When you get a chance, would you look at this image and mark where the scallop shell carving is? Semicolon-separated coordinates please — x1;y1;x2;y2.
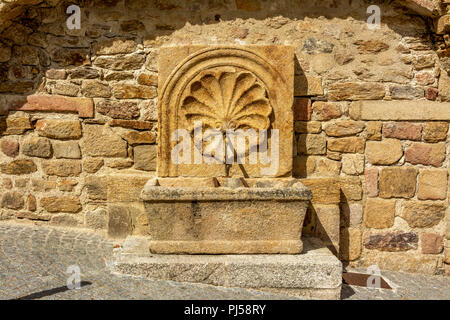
181;71;272;131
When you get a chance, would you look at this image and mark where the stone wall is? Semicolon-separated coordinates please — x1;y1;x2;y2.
0;0;450;276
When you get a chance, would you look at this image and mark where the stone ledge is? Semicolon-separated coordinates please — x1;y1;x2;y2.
350;100;450;121
110;236;342;300
2;94;94;118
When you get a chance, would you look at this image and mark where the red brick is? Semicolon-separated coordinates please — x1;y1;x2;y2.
293;98;312;121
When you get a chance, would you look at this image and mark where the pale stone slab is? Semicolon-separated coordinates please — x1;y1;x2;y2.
110;237;342;300
350;100;450;121
157;45;294;177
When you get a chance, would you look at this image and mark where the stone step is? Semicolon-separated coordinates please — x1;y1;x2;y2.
109;236;342;300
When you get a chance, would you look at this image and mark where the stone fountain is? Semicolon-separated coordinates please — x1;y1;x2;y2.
111;45;342;299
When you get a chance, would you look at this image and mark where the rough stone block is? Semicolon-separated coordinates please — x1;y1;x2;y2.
418;169;447;200
36;119;82;139
379;167;418;198
401;201;446;228
405;143;445;167
366;139;403;165
364;198;396;229
421;233;443;254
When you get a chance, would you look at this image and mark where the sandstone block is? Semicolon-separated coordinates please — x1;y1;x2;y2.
85;176;108;201
42;160;82;177
2;117;32;135
81;80;111;98
134;145;157;171
112;84;157;99
81;125;128;158
324;121;364;137
327;137;365;154
121;131;156;145
0;159;37;175
300;178;341;204
294;75;323;96
364;231;418;252
96;100;140;120
85;208;108;230
22;137;52;158
312;102;342;121
1;140;19;157
341;154;364;175
293;98;312;121
109;119;154;130
364;198;396;229
83;158;104;173
53;141;81;159
366;139;403;165
328;82;385;101
405;143;445;167
1;191;24;210
379;167;417;198
340;227;361;261
402;201;446;228
382;122;422;141
340;176;363;201
364;167;379;197
421;233;443;254
93;53;145;70
298;134;326;155
423;122;448;142
418;169;447;200
294;121;321;134
36;119;82;139
341;203;363;227
41;196;81;213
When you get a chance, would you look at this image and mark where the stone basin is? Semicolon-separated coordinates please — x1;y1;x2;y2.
140;177;312;254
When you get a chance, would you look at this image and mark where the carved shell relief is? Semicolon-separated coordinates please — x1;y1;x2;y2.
180;70;273;132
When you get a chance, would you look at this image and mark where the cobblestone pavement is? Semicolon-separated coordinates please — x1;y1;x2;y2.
0;222;448;300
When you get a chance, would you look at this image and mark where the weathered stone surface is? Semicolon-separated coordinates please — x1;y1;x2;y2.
0;159;37;175
49;81;79;97
401;201;446;228
93;38;137;55
46;69;67;80
96;100;140;120
365;167;379;197
341;203;363;227
40;196;81;213
294;75;323;96
340;176;363;201
364;198;396;229
341;154;364;175
108;204;134;238
107;176;150;202
121;131;156;145
350;100;450;121
58;180;78;192
50;214;80;227
423;122;448;142
22;137;52;158
311;102;342;121
12;95;94;118
421;233;443;254
405;143;445;167
52;141;81;159
293;98;311;121
85;208;108;230
379;167;418;198
93;53;145;70
69;67;100;79
83;158;104;173
1;191;24;209
158;45;294;178
107;159;134;169
1;139;19;157
366;139;403;165
81;125;128;158
81;80;111;98
363;251;440;275
31;179;56;192
294;121;321;134
354;40;389;53
340;227;361;261
324;121;364;137
2;117;32;135
134;145;157;171
365;231;418;252
389;85;424;100
327;137;365;154
418;169;447;200
109;120;153;130
300;178;341;204
382;122;422;141
36;120;82;139
137;73;158;86
297;134;326;155
113;84;157;99
86;176;108;201
27;194;36;212
42;160;82;177
328;82;385;101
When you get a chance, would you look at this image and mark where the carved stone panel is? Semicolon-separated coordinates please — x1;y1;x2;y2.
158;45;294;177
